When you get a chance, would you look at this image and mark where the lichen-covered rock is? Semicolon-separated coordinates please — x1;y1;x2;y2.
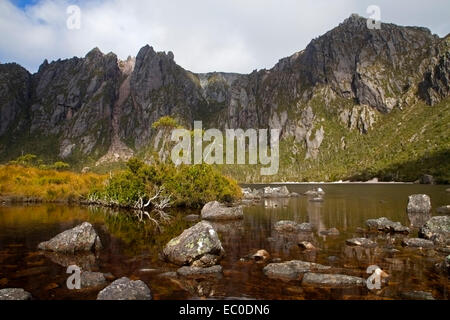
96;277;151;300
407;194;431;213
0;288;32;300
162;221;225;266
263;260;330;280
366;217;410;234
301;273;365;287
419;216;450;244
201;201;243;221
37;222;102;253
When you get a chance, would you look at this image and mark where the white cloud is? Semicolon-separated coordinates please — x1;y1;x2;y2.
0;0;448;74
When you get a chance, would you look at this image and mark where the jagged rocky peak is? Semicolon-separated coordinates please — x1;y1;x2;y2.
296;13;441;113
0;16;448;165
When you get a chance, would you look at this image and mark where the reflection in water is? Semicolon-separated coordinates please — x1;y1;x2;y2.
407;212;432;228
0;184;449;300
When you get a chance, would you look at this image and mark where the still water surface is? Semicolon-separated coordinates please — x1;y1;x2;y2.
0;184;449;300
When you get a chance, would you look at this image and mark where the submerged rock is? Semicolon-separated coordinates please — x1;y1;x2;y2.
301;273;365;287
407;194;431;213
345;238;377;248
97;277;151;300
400;291;435;300
304;188;325;196
263;260;330;281
42;252;98;270
176;265;223;278
366;217;410;234
162;221;225;267
37;222;102;254
0;288;32;300
436;205;450;215
201;201;243;221
402;238;434;248
320;228;340;236
80;271;107;288
274;221;313;233
419;216;450;244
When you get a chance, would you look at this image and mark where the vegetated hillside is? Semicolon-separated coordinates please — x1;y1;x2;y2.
0;14;448;183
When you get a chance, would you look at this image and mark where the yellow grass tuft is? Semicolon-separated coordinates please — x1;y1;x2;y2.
0;165;106;202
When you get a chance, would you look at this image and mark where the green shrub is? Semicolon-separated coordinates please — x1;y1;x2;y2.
92;158;242;208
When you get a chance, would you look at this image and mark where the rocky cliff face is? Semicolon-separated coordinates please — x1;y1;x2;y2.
0;14;448;169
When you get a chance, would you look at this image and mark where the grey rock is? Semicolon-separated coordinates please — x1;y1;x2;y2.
407;194;431;213
80;271;107;288
402;238;434;248
419;216;450;244
419;174;435;185
301;273;365;287
366;217;410;234
0;288;32;300
346;237;377;248
274;221;313;233
263;260;330;280
37;222;102;253
201;201;243;221
97;277;151;300
162;221;225;266
304;187;325;196
262;186;291;198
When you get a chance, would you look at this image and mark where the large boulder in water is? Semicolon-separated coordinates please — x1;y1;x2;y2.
201;201;243;221
407;194;431;213
97;277;151;300
162;221;225;267
37;222;102;253
419;216;450;244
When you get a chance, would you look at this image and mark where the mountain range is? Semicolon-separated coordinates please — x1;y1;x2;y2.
0;14;448;182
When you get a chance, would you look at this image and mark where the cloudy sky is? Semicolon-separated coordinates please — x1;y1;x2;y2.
1;0;449;74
